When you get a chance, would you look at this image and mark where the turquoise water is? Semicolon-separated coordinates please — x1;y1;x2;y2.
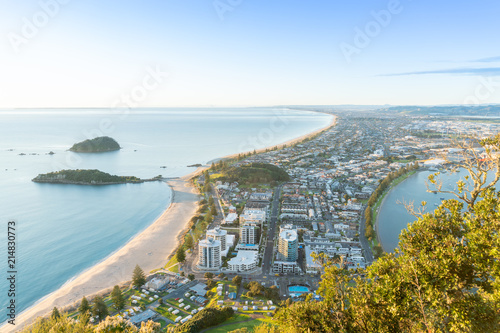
288;285;310;294
0;108;333;321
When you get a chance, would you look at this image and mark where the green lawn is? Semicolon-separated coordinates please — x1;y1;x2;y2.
156;319;167;328
164;255;179;273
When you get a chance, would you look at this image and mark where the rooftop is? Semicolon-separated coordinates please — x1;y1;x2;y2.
280;229;298;242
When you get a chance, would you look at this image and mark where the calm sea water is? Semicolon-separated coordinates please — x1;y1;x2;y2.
377;169;481;252
0;108;333;320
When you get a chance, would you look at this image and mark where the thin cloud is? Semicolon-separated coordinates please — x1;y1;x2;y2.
380;67;500;77
473;56;500;63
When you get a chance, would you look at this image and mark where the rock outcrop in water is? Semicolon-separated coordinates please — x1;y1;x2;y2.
69;136;120;153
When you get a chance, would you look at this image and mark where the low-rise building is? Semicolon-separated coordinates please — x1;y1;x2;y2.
273;261;301;274
227;251;258;272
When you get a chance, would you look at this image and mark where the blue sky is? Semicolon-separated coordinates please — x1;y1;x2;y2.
1;0;499;107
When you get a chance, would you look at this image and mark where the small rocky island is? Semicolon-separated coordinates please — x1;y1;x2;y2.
69;136;121;153
32;169;161;185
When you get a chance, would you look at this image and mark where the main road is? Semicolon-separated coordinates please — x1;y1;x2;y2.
262;184;283;275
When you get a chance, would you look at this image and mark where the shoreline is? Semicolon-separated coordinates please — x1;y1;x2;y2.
212;110;336;163
7;112;337;332
374;169;418;253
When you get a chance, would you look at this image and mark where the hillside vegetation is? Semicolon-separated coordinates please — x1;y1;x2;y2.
220;163;290;185
69;136;121;152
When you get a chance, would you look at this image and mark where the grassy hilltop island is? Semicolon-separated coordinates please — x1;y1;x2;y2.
69;136;121;153
32;169;161;185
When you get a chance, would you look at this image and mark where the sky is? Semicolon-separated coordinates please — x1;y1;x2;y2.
1;0;500;108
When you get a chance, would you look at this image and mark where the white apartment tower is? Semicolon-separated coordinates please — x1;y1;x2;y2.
198;238;221;270
206;227;227;251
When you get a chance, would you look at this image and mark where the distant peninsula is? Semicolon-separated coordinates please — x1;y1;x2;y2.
32;169;161;185
69;136;120;153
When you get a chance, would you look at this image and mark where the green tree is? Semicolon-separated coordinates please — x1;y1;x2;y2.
232;275;243;287
208;196;214;206
205;211;213;224
111;285;125;310
132;264;146;289
51;307;61;320
92;296;109;322
372;244;383;259
185;234;194;249
188;274;195;281
247;281;264;297
176;247;186;263
364;224;373;241
204;272;214;279
206;279;216;289
79;296;91;315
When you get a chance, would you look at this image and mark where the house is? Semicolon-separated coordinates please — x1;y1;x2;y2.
129;309;157;327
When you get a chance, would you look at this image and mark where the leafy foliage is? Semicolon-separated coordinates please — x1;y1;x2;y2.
220;163;290;185
51;307;60;320
232;275;242;287
172;306;234;333
111;285;125;310
176;247;186;263
91;296;108;322
79;296;91;316
132;264;146;289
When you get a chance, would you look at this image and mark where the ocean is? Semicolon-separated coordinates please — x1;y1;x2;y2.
0;107;333;321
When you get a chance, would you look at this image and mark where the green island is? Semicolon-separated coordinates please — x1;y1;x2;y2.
32;169;161;185
69;136;121;153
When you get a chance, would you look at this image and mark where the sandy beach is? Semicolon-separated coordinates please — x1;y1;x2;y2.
7;112;337;332
7;175;200;332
